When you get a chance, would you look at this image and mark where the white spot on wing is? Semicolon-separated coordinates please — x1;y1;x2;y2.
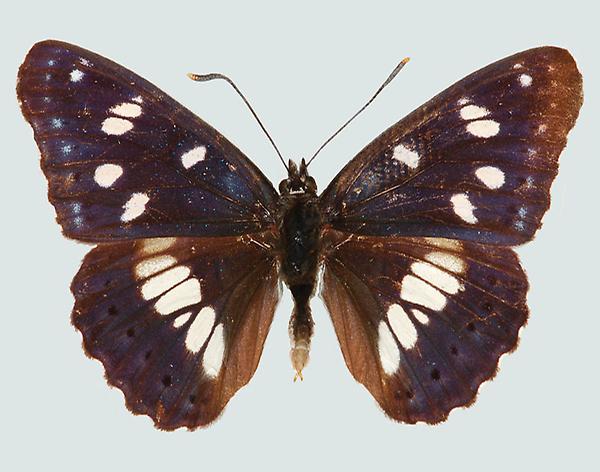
181;146;207;169
422;238;463;251
411;262;462;294
72;202;83;228
377;321;400;375
131;95;143;104
94;163;123;188
155;278;202;315
519;74;533;87
525;176;535;188
51;118;63;129
387;304;418;350
102;117;133;135
70;69;84;82
424;252;466;274
121;192;149;222
79;57;91;66
173;312;192;328
185;307;215;353
460;104;489;120
135;255;177;279
400;275;447;311
141;266;190;301
203;323;225;378
110;102;142;118
450;193;478;224
475;166;505;189
466;120;500;138
412;309;430;325
513;63;523;69
141;237;176;255
392;144;420;169
457;97;470;106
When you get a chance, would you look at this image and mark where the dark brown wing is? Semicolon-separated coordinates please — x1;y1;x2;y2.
17;40;278;241
320;231;528;423
71;234;280;430
319;47;582;245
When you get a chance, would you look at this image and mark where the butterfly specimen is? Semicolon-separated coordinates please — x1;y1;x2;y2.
17;40;582;430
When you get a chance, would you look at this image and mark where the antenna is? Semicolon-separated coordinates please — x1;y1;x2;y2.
187;72;288;171
306;57;410;167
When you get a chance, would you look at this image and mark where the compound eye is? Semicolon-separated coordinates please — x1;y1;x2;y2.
279;179;290;194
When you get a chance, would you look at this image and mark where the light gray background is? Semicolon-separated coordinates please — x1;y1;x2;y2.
2;1;598;470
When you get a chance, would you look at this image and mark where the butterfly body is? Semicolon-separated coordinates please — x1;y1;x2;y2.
277;159;321;378
17;40;582;429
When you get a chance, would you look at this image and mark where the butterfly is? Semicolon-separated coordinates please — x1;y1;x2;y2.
17;40;582;430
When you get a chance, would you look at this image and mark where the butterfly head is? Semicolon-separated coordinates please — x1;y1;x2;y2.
279;158;317;196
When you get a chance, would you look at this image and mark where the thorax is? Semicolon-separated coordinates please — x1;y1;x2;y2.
277;193;322;287
276;158;321;287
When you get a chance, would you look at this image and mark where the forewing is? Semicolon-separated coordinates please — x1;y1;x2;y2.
71;234;280;429
17;40;278;241
320;47;582;245
320;232;528;423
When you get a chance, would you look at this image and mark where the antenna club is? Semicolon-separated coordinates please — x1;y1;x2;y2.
306;56;411;167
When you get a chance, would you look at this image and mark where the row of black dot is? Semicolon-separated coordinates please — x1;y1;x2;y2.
106;300;199;405
403;323;480;400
